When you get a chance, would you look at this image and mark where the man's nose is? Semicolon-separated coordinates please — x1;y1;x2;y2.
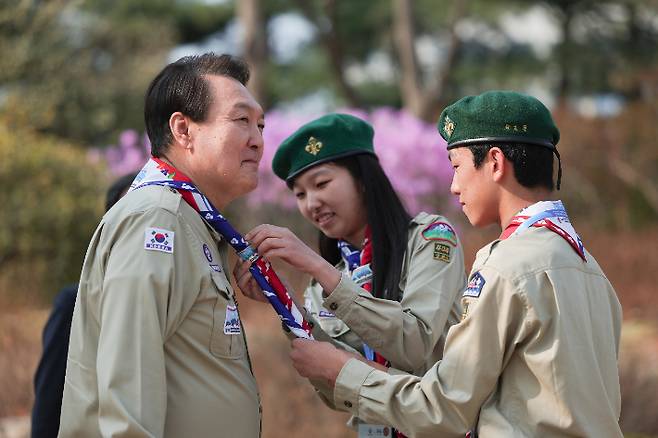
250;124;264;152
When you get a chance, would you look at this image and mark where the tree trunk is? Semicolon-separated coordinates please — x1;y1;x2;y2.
237;0;268;107
294;0;363;108
393;0;423;116
392;0;467;121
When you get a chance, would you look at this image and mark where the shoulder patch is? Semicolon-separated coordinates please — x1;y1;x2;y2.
144;227;174;254
422;221;458;246
463;272;485;298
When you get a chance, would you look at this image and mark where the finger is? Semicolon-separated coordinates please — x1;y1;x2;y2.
245;224;280;244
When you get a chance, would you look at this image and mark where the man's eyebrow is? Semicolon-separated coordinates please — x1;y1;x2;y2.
231;101;264;118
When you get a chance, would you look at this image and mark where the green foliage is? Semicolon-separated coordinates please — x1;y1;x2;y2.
0;0;175;146
0;121;106;302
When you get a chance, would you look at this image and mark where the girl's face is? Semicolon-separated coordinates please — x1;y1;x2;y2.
292;163;368;246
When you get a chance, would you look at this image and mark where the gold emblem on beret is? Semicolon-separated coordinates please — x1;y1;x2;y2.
443;116;455;138
305;136;323;155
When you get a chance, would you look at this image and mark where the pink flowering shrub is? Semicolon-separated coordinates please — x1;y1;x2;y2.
250;107;455;214
96;108;456;215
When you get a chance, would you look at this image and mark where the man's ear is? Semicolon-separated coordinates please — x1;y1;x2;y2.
488;147;507;183
169;112;192;149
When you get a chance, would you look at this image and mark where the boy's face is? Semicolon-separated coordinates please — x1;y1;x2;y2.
448;147;499;228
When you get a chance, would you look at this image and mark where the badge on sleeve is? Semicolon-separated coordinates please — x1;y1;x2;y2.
463;272;485;297
144;228;174;254
433;243;451;262
224;305;241;335
422;221;458;246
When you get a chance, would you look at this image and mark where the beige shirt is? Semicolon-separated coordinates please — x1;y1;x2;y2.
334;226;623;438
302;213;465;415
59;185;261;438
307;212;465;374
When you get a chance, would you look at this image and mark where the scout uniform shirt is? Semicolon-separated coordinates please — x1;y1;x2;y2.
333;226;623;438
305;213;465;397
59;185;261;437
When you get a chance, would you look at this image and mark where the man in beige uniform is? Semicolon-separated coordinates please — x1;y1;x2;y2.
59;54;264;437
288;91;623;437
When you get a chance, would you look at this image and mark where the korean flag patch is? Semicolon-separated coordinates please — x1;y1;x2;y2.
463;272;485;298
144;227;175;254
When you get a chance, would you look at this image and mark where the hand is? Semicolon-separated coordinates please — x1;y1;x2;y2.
245;224;341;291
232;258;268;303
289;339;352;387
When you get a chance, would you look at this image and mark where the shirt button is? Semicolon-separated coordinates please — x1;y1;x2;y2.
344;401;352;408
329;302;338;311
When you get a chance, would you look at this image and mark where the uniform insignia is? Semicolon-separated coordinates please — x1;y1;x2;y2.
433;242;451;262
209;264;221;272
224;305;241;335
461;302;470;321
203;243;213;262
351;264;373;287
463;272;485;298
144;228;174;254
443;115;455;138
422;221;458;246
318;310;336;318
305;136;323;155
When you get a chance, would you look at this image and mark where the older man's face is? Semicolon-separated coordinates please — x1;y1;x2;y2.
187;74;264;206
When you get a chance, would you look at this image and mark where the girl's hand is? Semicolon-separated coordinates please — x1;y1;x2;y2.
245;224;342;293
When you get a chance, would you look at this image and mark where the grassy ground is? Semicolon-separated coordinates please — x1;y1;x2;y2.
1;225;657;437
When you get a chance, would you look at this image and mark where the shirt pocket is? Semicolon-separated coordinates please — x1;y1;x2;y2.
318;314;350;338
209;272;247;359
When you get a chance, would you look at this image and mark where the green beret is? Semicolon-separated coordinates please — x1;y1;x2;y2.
437;90;560;150
272;113;376;182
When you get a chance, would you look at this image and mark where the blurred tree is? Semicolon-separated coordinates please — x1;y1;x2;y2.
0;119;106;302
0;0;233;146
238;0;269;107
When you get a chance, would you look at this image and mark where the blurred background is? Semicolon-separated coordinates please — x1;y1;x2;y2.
1;0;657;436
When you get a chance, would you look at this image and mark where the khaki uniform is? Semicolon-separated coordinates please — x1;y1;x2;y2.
307;213;465;374
59;185;261;437
334;226;623;437
303;213;465;418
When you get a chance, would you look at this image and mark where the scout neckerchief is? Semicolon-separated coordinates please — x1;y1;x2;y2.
339;230;407;438
130;157;314;339
500;200;586;261
338;228;389;367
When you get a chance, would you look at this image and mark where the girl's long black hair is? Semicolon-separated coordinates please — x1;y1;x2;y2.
314;154;411;302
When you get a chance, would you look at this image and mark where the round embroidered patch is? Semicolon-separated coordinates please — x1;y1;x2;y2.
202;243;213;262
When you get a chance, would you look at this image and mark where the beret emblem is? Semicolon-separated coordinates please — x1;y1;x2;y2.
443;116;455;138
305;136;323;156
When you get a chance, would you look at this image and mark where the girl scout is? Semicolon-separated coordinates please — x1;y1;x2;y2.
236;113;466;435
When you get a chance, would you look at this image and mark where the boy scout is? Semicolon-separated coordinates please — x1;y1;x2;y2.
59;54;264;437
289;91;623;437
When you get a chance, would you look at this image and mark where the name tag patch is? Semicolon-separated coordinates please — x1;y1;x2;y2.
463;272;485;297
433;242;451;262
318;310;336;318
144;228;174;254
358;424;391;437
224;305;241;335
